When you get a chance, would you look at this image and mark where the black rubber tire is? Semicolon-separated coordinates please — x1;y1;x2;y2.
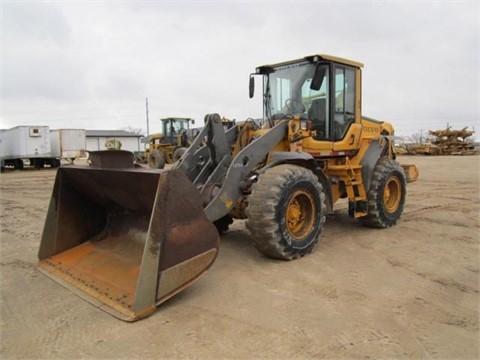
51;159;61;168
148;149;166;169
360;158;407;228
14;159;24;170
33;159;44;169
246;164;326;260
173;147;187;162
213;215;234;235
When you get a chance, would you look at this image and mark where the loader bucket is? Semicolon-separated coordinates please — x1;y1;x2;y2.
38;156;219;321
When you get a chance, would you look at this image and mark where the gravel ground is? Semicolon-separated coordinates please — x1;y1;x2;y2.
1;155;479;359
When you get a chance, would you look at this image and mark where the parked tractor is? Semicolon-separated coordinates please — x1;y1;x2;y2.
143;117;194;169
38;54;418;321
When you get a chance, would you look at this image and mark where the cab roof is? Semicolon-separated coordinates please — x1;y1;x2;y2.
256;54;364;72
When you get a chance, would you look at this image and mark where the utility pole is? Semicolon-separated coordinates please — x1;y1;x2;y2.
145;98;150;138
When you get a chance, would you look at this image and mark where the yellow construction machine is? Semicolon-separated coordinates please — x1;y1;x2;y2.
145;117;195;169
38;54;418;321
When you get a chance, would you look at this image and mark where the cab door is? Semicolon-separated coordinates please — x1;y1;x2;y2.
332;65;361;151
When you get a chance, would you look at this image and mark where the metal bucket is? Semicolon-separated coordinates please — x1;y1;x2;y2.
38;152;219;321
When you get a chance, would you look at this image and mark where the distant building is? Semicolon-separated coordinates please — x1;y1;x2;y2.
86;130;143;153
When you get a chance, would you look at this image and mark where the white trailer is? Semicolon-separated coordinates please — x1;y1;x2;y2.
0;126;60;170
50;129;86;162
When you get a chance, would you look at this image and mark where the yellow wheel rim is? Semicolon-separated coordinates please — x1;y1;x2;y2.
384;176;402;213
285;190;315;240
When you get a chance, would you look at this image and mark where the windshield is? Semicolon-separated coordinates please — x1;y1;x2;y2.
264;62;327;120
164;119;190;137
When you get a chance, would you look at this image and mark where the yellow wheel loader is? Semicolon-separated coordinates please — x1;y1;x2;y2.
38;54;418;321
146;117;195;169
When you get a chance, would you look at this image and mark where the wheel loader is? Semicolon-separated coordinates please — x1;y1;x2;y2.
38;54;418;321
144;117;195;169
137;117;236;167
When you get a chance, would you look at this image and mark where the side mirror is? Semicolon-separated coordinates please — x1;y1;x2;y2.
191;119;195;125
249;75;255;98
311;64;326;91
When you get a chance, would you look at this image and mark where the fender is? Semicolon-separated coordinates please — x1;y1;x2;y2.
360;137;389;191
265;151;334;213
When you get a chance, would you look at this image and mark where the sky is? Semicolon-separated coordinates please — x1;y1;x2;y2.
1;1;479;140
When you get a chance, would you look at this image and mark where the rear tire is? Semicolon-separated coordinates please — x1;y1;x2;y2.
246;164;326;260
213;215;233;234
51;159;61;168
34;159;45;169
14;159;24;170
148;150;166;169
360;158;406;228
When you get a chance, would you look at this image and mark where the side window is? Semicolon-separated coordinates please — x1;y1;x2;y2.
345;69;355;115
303;66;330;139
335;68;345;113
334;67;355;140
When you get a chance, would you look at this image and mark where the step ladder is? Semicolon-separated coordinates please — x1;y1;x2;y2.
327;157;368;218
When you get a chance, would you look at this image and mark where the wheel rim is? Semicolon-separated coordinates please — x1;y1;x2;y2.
285;190;315;240
384;175;402;213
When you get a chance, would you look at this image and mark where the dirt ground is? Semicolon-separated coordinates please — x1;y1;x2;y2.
0;155;479;359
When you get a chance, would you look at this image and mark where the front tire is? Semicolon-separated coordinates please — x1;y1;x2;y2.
246;165;326;260
360;158;406;228
148;149;166;169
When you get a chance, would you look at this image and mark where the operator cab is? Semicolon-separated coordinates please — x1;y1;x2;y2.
250;54;360;142
161;117;194;145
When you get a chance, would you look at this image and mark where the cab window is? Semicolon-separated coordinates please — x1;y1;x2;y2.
334;67;355;140
303;65;330;139
274;78;292;112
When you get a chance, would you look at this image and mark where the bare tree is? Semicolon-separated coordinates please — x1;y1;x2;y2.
121;126;146;136
410;131;423;144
